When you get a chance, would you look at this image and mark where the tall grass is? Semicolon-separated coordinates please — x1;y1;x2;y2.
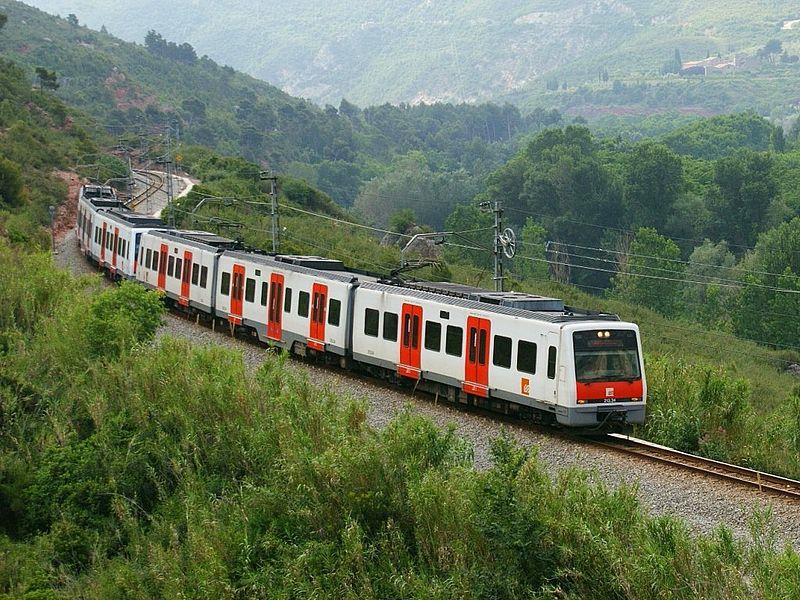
2;247;800;598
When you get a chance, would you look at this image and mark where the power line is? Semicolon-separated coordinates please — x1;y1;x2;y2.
504;206;758;251
548;241;800;283
510;252;800;295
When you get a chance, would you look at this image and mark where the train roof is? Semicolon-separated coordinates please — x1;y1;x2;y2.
104;209;167;229
148;229;240;251
224;250;377;285
401;281;566;312
362;281;620;324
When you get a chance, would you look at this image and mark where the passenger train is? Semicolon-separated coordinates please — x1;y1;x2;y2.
76;184;646;429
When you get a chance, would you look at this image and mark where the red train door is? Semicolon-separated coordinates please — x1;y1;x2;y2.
398;303;422;379
229;263;245;324
267;273;284;341
464;316;491;397
111;227;119;271
308;283;328;351
157;244;168;290
180;250;192;306
100;222;107;262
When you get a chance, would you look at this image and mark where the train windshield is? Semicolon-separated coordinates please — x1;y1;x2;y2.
573;330;640;382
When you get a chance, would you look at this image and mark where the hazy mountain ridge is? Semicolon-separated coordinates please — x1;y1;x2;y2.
23;0;800;115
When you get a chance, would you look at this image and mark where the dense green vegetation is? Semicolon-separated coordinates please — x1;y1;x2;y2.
4;243;800;599
0;54;99;247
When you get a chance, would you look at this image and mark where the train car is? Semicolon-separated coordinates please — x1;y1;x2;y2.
214;252;363;357
76;184;126;256
351;281;645;428
136;230;239;313
77;184;164;279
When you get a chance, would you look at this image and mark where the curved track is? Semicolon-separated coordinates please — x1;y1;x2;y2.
128;169;164;209
594;434;800;500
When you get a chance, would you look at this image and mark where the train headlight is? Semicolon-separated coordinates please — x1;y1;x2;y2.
596;330;611;338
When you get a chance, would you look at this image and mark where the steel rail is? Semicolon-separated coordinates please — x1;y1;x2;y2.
128;169;164;209
593;434;800;500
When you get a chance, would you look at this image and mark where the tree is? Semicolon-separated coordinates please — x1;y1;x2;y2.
35;67;59;91
0;13;7;31
443;203;493;268
682;240;737;327
515;218;549;281
488;125;624;289
389;208;416;234
732;219;800;346
0;157;24;207
708;149;777;249
66;13;79;27
611;227;683;316
763;39;783;63
771;126;785;153
624;141;683;229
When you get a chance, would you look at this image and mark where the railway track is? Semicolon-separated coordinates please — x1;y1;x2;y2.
128;170;164;209
593;434;800;500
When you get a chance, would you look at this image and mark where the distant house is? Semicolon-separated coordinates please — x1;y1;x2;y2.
680;55;736;76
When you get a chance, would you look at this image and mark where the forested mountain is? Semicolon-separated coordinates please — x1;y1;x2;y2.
0;1;562;207
25;0;800;121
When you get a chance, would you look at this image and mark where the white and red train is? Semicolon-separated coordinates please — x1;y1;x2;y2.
77;185;646;428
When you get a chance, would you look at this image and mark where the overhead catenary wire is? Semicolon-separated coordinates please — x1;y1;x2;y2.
543;240;800;283
507;252;800;295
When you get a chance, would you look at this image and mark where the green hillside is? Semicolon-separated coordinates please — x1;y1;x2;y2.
0;1;559;208
25;0;800;120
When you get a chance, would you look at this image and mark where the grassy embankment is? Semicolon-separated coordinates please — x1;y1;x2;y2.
2;242;800;598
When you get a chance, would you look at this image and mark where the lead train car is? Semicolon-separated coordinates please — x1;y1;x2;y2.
352;282;645;427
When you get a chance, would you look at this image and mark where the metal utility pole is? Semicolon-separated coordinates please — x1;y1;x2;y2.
261;171;279;252
481;200;516;292
165;124;175;227
492;201;503;292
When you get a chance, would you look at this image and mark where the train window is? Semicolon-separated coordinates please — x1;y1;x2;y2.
424;321;441;352
200;266;208;288
298;291;310;317
260;281;268;306
168;255;175;277
412;315;420;349
152;252;159;272
245;278;256;303
284;287;292;312
364;308;379;337
146;248;152;269
328;299;341;326
176;258;183;280
478;329;487;365
220;271;230;296
493;335;512;368
547;346;557;380
383;311;398;341
192;263;200;285
517;341;537;374
94;227;99;243
445;326;463;357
